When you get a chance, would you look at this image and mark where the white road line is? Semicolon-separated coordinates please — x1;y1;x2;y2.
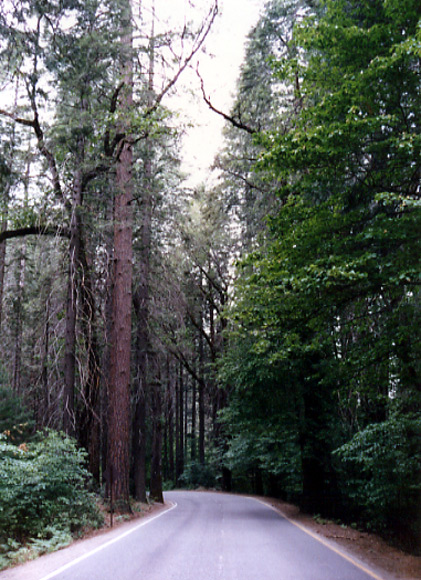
38;502;178;580
250;498;386;580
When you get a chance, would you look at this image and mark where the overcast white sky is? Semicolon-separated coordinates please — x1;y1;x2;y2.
157;0;265;185
1;0;264;186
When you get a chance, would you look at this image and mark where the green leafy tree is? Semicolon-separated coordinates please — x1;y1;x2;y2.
221;0;421;544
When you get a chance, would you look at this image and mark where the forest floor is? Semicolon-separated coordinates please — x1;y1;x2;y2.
260;496;420;580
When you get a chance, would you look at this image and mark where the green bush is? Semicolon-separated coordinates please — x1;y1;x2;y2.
334;414;421;550
0;430;103;544
0;386;35;444
179;461;217;489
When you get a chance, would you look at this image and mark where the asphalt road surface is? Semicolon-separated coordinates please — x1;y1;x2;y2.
1;491;389;580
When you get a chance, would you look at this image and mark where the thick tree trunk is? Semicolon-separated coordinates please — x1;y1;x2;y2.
107;3;134;505
132;148;153;500
107;146;133;503
132;13;157;503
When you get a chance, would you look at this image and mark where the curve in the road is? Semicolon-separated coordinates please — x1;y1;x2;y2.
2;491;390;580
253;498;385;580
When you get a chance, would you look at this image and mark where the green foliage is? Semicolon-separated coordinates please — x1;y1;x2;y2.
179;461;218;490
0;386;35;444
0;430;103;552
334;414;421;548
0;527;73;570
220;0;421;544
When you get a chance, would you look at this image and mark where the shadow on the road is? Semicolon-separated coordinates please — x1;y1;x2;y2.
223;506;288;522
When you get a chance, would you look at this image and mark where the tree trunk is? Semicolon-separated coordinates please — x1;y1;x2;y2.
12;242;26;396
101;189;115;485
0;87;18;337
191;369;196;462
198;314;205;464
78;236;101;481
131;138;153;501
150;352;163;503
175;361;184;483
41;289;51;426
132;7;157;503
184;373;188;460
168;358;175;482
63;165;82;436
132;300;148;502
0;218;7;335
107;2;134;506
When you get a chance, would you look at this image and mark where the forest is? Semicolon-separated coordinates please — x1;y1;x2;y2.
0;0;420;567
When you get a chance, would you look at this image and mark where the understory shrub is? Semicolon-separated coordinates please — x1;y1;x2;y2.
0;386;35;444
334;414;421;552
179;461;217;489
0;429;103;560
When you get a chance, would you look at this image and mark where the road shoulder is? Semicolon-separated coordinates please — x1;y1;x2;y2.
0;502;170;580
258;497;420;580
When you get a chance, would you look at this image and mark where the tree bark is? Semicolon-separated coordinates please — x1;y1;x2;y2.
40;289;51;427
150;352;164;503
0;216;8;335
132;301;148;501
132;5;157;503
175;361;184;483
78;236;101;481
63;167;82;436
191;368;197;462
107;2;134;506
198;308;205;464
167;357;175;482
12;242;26;396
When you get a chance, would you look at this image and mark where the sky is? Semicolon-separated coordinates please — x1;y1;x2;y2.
158;0;265;186
1;0;264;186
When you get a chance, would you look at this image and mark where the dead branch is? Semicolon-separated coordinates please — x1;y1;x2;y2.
0;225;70;244
197;68;256;135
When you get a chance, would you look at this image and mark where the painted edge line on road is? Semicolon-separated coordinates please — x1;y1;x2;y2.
38;502;178;580
251;498;386;580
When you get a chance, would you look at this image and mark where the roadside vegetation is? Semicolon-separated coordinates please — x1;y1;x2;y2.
0;0;419;563
0;393;103;570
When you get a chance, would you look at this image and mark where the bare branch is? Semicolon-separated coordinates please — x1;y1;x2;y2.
0;225;70;244
214;161;265;194
146;1;219;116
197;68;257;135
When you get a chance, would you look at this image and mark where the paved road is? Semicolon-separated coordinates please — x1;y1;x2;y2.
1;491;388;580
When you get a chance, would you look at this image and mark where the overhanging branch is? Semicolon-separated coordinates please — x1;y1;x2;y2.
197;68;256;135
0;225;70;244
